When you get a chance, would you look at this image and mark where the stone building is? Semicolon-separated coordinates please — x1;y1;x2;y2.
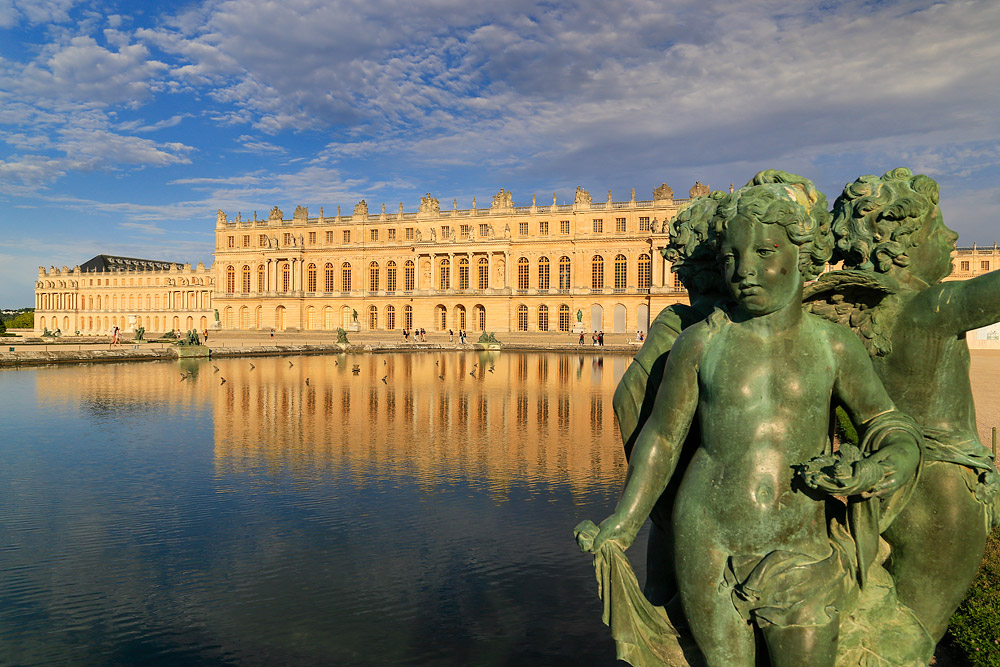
34;254;215;335
211;186;691;335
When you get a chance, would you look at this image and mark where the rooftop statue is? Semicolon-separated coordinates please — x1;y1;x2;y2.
577;171;948;666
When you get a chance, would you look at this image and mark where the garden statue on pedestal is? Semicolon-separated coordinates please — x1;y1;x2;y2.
574;171;977;666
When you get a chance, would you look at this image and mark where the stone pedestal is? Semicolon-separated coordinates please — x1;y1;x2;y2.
572;322;587;334
348;321;361;332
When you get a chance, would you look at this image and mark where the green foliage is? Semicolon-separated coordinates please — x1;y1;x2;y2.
0;318;5;333
834;405;859;446
950;528;1000;666
7;311;33;328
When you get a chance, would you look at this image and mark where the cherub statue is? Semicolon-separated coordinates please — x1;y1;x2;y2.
578;175;926;666
805;167;1000;641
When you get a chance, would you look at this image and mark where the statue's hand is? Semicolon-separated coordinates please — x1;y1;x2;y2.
863;441;919;496
573;515;635;553
799;441;917;497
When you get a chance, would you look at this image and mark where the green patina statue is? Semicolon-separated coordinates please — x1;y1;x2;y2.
336;327;350;344
134;326;145;342
477;331;501;345
574;170;995;666
173;329;201;346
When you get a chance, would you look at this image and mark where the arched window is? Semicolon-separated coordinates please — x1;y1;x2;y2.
517;257;529;290
386;305;396;330
517;304;528;331
341;262;352;291
474;305;486;331
436;304;447;330
307;263;317;292
638;253;651;289
324;263;335;292
258;265;266;292
323;306;333;329
275;306;286;331
591;255;604;289
281;263;290;292
439;258;450;290
404;305;413;330
538;256;550;290
614;254;627;290
240;306;249;329
306;306;316;330
404;261;415;291
224;307;233;329
456;305;466;330
458;258;469;289
368;305;378;330
226;265;235;293
255;306;262;329
478;257;489;289
559;304;571;332
387;261;397;291
559;256;571;290
242;265;251;293
369;261;379;292
538;305;549;331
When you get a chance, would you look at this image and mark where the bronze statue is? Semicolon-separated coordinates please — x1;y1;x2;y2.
577;172;952;666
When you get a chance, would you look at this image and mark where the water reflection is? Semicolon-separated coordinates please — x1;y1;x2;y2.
7;352;634;666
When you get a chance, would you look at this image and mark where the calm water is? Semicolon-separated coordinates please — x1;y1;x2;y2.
0;352;643;666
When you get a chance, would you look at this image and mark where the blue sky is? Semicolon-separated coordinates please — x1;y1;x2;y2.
1;0;998;306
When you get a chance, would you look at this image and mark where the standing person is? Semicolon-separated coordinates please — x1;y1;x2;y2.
592;332;598;346
599;330;604;346
449;329;454;343
579;332;585;345
270;328;274;340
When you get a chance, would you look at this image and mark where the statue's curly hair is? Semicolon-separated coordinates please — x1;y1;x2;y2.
663;190;727;295
715;170;834;280
831;167;939;272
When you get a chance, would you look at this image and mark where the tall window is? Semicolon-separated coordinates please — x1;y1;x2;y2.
243;235;251;247
437;305;447;330
441;226;451;240
386;305;396;330
519;222;528;236
961;260;970;271
308;232;316;244
404;260;415;290
517;304;528;331
370;228;379;242
538;256;550;290
325;230;334;243
639;217;650;231
341;262;352;291
258;265;266;292
479;224;489;237
591;255;604;289
538;305;549;331
475;305;486;331
638;254;651;289
517;257;529;290
227;236;234;248
325;263;335;291
559;304;571;331
615;217;626;233
404;305;413;330
559;256;571;289
539;221;549;235
259;234;268;246
460;225;471;239
478;257;489;289
405;227;414;240
226;265;235;293
592;219;603;233
283;233;292;245
368;305;378;330
242;265;251;293
439;258;450;290
388;228;396;241
282;263;290;292
387;261;397;291
614;254;627;289
560;220;570;235
369;261;379;292
983;261;991;271
459;257;469;289
306;264;317;292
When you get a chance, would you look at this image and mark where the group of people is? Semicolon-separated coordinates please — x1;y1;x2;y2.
447;329;470;344
578;330;604;346
110;325;121;346
402;328;427;342
577;168;1000;666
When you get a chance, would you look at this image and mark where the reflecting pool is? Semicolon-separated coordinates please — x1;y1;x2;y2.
0;351;639;666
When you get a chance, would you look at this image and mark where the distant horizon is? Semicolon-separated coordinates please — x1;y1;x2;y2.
3;0;999;307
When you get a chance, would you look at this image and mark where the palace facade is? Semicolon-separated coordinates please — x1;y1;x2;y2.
33;184;1000;337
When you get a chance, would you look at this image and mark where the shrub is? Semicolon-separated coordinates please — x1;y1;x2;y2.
950;528;1000;666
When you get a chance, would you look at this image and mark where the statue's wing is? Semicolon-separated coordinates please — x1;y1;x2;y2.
803;270;898;357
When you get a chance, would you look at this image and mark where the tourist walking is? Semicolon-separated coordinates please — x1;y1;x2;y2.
579;332;585;345
449;329;454;343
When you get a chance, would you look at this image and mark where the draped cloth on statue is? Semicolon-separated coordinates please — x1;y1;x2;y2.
573;520;703;667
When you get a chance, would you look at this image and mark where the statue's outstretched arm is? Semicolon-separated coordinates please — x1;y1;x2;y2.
581;330;701;554
934;270;1000;334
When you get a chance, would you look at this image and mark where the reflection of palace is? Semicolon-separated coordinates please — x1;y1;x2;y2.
33;186;1000;336
32;353;632;497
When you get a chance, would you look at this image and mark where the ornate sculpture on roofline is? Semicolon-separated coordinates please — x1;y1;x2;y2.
216;210;227;226
653;184;674;201
688;181;710;198
419;193;440;214
492;188;514;209
293;205;308;220
269;206;283;222
574;186;592;206
576;168;998;667
354;200;368;216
